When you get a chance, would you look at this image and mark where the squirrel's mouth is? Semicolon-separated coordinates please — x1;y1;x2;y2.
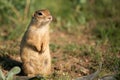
39;20;51;26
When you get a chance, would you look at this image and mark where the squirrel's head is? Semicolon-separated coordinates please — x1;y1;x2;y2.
32;9;52;25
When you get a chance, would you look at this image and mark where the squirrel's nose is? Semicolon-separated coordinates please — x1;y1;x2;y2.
48;16;52;20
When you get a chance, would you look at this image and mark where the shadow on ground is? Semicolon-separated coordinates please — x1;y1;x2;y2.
0;55;24;76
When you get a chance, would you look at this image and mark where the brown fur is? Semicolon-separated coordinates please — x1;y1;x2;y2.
20;9;52;77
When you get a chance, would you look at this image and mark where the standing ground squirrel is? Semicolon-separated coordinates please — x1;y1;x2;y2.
20;9;52;77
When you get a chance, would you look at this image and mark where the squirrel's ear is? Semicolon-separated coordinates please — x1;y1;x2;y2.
32;11;38;18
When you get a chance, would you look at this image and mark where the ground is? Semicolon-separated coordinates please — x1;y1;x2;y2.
0;21;118;80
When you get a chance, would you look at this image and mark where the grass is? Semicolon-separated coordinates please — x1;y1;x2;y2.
0;0;120;80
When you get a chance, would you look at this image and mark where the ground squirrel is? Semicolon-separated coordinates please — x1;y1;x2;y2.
20;9;52;77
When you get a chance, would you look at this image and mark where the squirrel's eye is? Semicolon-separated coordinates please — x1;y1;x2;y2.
38;12;42;15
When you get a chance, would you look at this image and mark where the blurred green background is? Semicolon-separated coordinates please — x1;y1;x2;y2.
0;0;120;79
0;0;88;40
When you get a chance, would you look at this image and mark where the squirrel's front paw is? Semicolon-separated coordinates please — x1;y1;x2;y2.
38;43;46;54
38;49;45;53
32;46;41;53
